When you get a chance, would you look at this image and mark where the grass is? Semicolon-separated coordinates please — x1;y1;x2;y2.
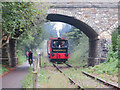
83;59;118;83
62;68;106;88
38;68;75;88
21;55;51;88
84;60;118;76
82;45;118;84
41;56;52;67
38;56;75;88
0;64;8;75
21;55;76;88
21;67;33;88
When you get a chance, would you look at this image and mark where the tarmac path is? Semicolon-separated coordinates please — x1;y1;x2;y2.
2;61;30;88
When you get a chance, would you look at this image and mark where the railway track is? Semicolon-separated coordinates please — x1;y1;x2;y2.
52;63;84;89
81;71;120;89
52;63;119;89
65;63;120;89
64;63;72;67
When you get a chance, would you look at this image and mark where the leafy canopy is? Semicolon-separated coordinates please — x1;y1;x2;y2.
2;2;42;38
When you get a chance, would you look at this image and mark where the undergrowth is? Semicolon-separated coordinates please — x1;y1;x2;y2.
21;67;46;88
0;65;8;75
84;46;118;76
17;50;26;65
68;34;88;66
21;67;33;88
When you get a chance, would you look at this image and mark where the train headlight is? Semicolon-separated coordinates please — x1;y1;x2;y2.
65;53;68;57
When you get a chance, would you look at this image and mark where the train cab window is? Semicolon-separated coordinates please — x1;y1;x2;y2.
52;40;68;48
60;41;66;48
53;41;58;48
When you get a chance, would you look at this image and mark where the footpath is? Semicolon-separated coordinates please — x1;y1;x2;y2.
2;61;30;88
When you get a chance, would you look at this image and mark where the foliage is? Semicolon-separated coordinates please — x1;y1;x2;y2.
68;33;88;66
21;67;47;88
106;46;118;64
38;68;46;84
17;25;43;54
83;45;118;83
2;2;38;38
21;67;33;88
2;2;49;56
64;28;88;66
0;65;8;75
64;28;82;52
85;58;118;76
112;28;118;52
84;28;119;76
17;50;26;65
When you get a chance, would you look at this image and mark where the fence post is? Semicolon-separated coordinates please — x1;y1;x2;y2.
33;59;38;89
33;60;36;71
33;54;41;89
39;54;41;67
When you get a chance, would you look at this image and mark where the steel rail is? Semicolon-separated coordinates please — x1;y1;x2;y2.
82;71;120;89
64;62;73;67
52;63;84;89
63;63;120;89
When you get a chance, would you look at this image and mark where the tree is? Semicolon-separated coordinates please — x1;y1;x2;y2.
64;28;83;52
112;28;118;52
1;2;49;67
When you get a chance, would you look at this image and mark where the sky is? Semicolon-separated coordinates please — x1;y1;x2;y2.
43;22;74;38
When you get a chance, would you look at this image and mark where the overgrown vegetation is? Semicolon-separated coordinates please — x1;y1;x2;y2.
21;67;33;88
0;65;8;75
83;28;119;83
17;50;26;65
21;67;47;88
16;2;49;55
64;28;89;66
84;47;118;76
63;68;106;88
1;2;49;65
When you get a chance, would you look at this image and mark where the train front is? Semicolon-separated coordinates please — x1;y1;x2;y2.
48;37;69;63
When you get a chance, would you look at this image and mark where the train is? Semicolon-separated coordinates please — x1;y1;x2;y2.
47;37;69;63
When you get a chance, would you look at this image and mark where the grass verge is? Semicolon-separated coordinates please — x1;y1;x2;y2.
83;59;118;83
21;67;33;88
0;64;8;75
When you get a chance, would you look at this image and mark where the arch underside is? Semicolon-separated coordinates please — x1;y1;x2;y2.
46;14;102;66
47;14;98;39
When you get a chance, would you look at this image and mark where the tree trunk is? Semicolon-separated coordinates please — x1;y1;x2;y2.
9;39;17;67
7;43;11;66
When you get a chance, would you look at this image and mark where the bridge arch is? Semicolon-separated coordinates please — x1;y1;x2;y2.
47;14;101;66
47;14;98;38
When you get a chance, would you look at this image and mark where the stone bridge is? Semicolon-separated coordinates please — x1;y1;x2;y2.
1;1;119;67
46;1;118;66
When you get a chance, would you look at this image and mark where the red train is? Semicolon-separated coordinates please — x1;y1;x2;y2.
47;37;69;63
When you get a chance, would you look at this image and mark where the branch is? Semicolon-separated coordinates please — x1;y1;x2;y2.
0;34;11;48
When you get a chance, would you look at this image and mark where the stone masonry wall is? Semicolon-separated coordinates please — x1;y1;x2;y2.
47;2;118;66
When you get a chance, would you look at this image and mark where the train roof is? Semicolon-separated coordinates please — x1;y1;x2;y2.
49;37;66;40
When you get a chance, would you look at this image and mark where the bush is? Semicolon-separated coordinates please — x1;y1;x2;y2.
0;65;8;75
17;50;26;65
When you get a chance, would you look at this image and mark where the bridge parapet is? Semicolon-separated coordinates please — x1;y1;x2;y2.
48;5;118;35
50;2;118;8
